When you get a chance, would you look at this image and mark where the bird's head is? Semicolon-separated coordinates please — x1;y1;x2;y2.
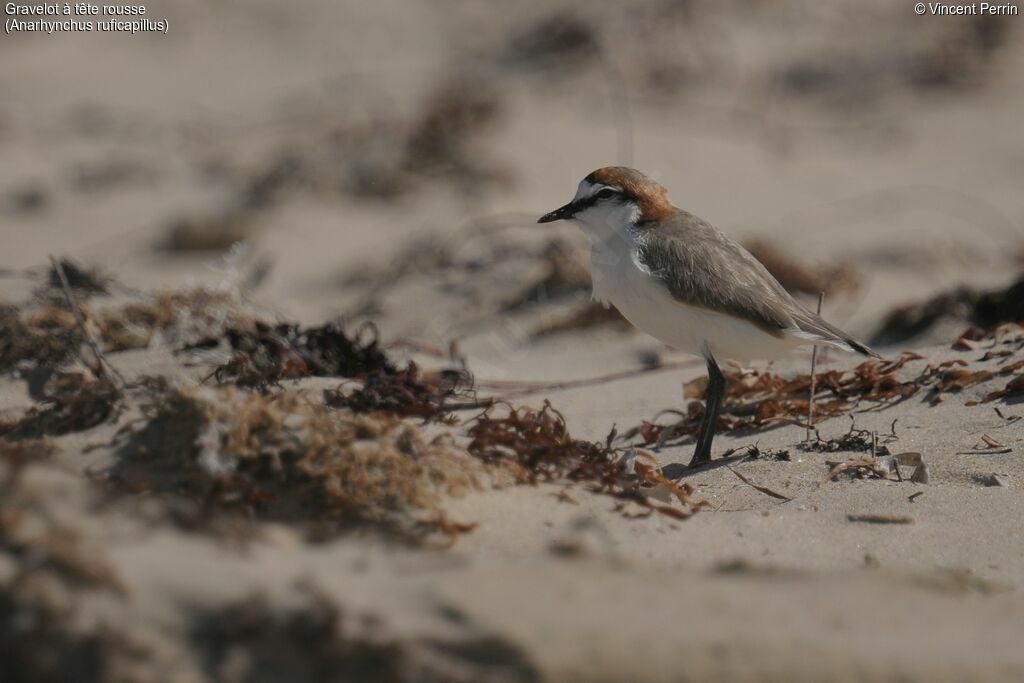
538;167;673;238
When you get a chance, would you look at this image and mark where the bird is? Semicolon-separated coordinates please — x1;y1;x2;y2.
538;166;879;467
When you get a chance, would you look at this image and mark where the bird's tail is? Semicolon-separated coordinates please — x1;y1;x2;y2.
792;309;882;359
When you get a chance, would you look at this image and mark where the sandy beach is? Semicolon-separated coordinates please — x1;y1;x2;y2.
3;1;1024;681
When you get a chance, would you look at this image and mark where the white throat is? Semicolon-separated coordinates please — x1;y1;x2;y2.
573;200;641;246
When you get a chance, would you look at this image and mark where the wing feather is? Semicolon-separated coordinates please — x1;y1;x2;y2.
633;211;878;357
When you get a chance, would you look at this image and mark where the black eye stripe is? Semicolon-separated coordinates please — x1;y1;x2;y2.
574;188;621;212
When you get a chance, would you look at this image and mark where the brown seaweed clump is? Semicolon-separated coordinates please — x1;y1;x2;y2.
0;288;253;373
625;353;1013;447
205;322;397;388
326;364;476;423
0;304;82;372
467;401;706;520
871;274;1024;347
114;383;508;533
97;288;254;352
0;371;121;439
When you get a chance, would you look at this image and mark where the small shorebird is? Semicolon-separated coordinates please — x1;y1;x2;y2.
539;167;878;467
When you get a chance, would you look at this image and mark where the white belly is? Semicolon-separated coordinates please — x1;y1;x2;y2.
591;244;804;362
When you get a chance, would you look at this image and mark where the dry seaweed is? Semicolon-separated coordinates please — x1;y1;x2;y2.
45;258;110;296
800;419;890;455
0;304;84;371
871;274;1024;346
99;288;253;352
112;383;501;535
1;288;252;372
847;514;914;525
625;351;1011;448
725;466;793;502
205;322;484;421
1;371;121;439
820;457;894;484
981;374;1024;403
326;365;478;423
467;401;615;481
416;512;479;549
46;257;126;391
206;322;396;388
725;444;791;461
466;401;706;519
624;354;926;447
820;450;928;485
954;322;1024;352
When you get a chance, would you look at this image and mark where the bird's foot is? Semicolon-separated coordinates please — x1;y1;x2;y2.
687;445;712;468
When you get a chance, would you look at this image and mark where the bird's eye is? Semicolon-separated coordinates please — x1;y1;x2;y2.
595;188;616;200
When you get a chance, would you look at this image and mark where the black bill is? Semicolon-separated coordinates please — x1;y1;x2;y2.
537;201;579;224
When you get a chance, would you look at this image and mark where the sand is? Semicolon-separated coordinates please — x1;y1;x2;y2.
2;1;1024;681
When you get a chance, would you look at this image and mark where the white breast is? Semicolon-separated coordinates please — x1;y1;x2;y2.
589;233;805;362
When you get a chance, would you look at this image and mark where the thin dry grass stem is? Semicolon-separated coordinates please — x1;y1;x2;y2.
806;291;824;442
725;465;793;502
49;255;127;391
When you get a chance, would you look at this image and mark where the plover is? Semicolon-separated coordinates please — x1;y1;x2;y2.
539;167;878;466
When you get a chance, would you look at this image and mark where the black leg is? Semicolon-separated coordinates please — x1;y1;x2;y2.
689;354;726;466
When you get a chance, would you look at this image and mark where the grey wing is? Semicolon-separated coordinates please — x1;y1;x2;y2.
633;213;878;356
634;213;798;336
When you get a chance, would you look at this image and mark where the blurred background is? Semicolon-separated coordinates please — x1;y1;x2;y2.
4;4;1024;681
3;0;1023;360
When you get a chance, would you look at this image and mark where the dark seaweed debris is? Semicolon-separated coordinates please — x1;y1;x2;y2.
871;274;1024;346
0;305;81;372
2;288;252;372
211;323;482;422
623;352;1010;447
325;364;475;423
111;384;493;535
467;401;614;482
207;322;396;387
0;372;121;439
466;401;706;519
45;258;109;295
